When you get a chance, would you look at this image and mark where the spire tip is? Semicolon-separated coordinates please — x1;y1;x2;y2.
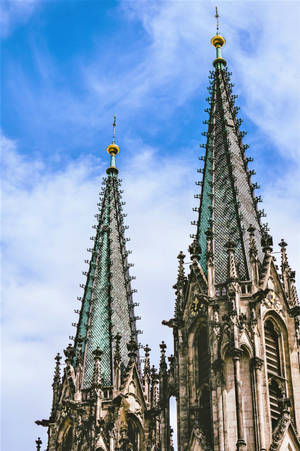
215;6;219;35
106;116;120;174
211;6;225;48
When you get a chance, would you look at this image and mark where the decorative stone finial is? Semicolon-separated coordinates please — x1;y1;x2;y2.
248;224;258;259
114;332;122;362
144;344;151;376
159;341;167;374
279;238;287;249
224;238;235;252
93;346;103;360
261;233;273;254
144;344;151;358
53;353;62;385
64;343;75;364
36;437;42;451
177;251;186;280
127;336;138;361
225;238;238;280
76;336;83;366
92;346;103;388
189;238;201;260
205;228;214;257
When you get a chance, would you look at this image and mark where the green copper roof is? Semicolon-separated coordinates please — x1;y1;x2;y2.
74;154;138;387
196;57;264;284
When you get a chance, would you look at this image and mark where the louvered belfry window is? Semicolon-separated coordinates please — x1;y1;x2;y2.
264;320;282;429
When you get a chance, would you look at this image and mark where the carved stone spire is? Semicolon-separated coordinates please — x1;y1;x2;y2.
195;31;264;284
225;238;238;281
205;229;215;296
143;344;151;404
73;126;140;387
127;336;138;363
50;353;62;420
144;344;151;375
189;238;201;261
248;224;259;289
260;233;273;289
174;251;186;318
279;238;289;287
64;343;75;365
150;365;159;409
159;341;167;375
279;239;299;307
113;332;122;392
177;251;186;281
35;437;42;451
92;346;103;388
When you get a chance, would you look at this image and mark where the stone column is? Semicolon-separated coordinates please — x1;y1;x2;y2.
251;357;266;450
177;330;189;450
232;349;247;450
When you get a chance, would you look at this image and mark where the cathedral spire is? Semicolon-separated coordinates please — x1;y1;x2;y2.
195;24;264;284
73;119;140;387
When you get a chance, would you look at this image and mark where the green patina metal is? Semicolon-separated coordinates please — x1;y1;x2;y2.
110;153;116;168
196;42;264;284
82;191;111;386
74;147;138;387
197;137;213;275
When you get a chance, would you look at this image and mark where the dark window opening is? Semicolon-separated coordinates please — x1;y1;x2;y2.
62;427;73;451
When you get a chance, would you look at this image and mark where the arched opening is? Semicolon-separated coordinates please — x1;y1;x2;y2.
127;414;143;450
265;320;281;377
240;347;255;449
193;325;212;443
196;327;210;386
57;419;73;451
62;426;73;451
169;396;177;450
264;318;285;430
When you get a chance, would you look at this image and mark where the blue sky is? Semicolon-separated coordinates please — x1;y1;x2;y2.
1;1;300;450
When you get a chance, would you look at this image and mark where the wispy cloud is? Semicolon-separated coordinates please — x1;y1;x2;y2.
0;0;40;38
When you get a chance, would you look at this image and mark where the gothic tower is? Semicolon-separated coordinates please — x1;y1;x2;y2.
36;123;161;450
161;16;300;451
35;15;300;451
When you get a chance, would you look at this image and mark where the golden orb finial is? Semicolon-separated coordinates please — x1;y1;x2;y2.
211;34;226;48
106;143;120;155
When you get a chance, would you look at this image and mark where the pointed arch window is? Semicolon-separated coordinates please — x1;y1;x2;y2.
62;427;73;451
196;326;210;385
264;319;284;430
127;414;143;450
193;326;212;442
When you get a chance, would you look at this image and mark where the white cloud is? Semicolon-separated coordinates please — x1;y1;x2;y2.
0;0;40;38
